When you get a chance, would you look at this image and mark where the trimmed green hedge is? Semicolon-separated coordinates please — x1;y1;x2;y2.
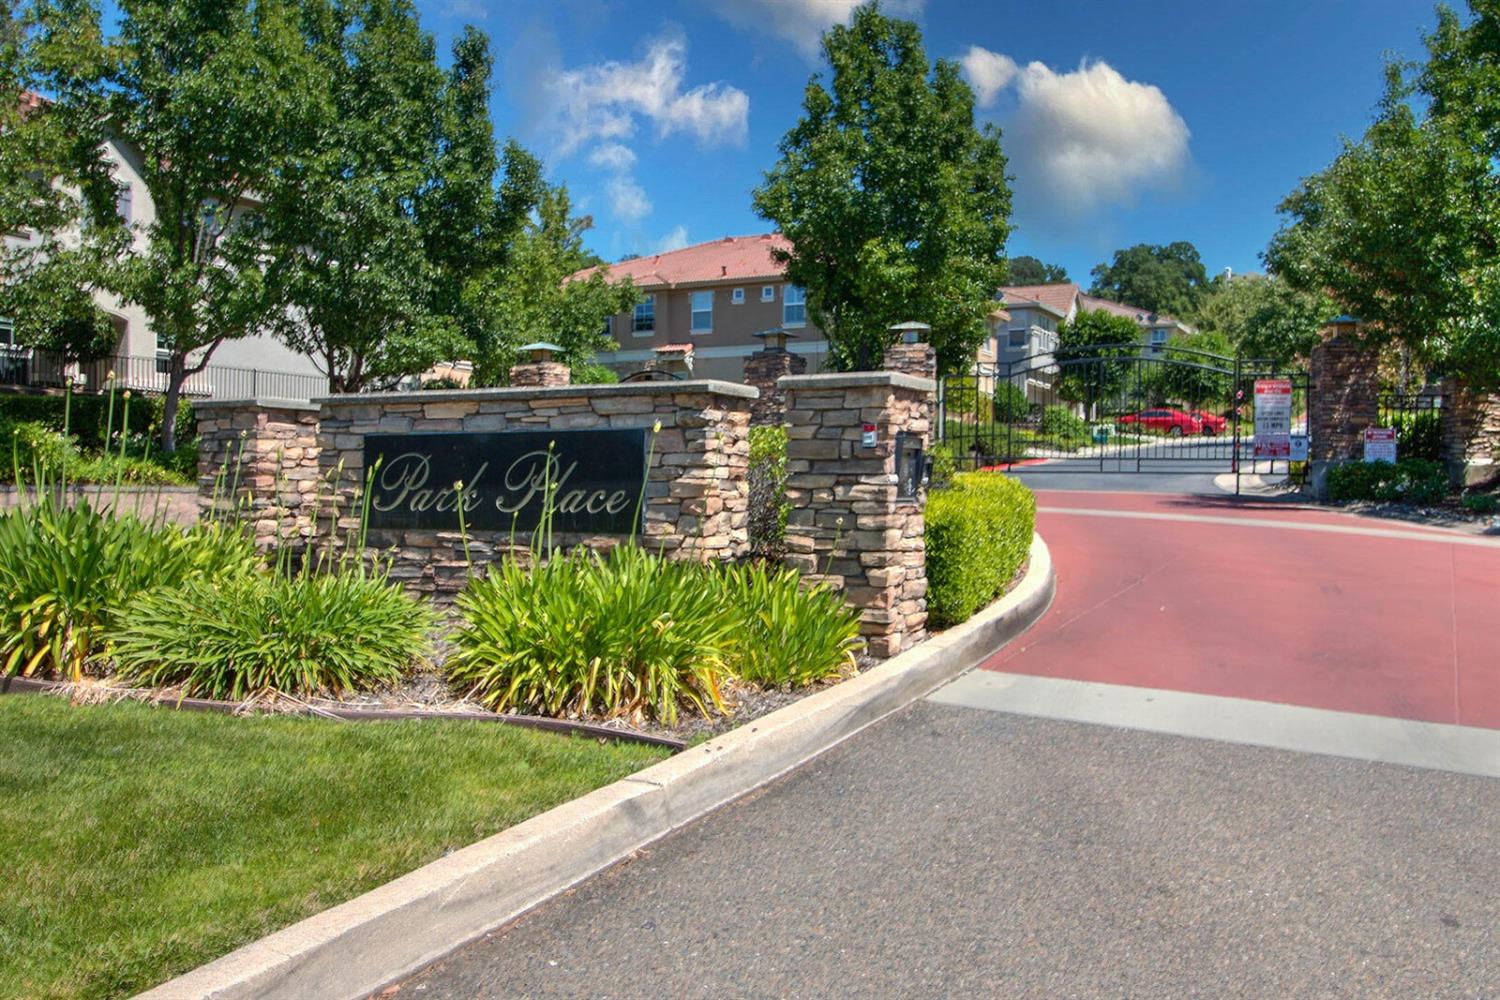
926;472;1036;628
0;392;195;453
1327;458;1449;504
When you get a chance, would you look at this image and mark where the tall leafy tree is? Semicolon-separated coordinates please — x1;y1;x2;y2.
753;2;1011;374
27;0;324;451
1266;2;1500;388
466;186;639;386
1;1;121;362
1053;307;1141;409
1146;329;1234;406
1190;274;1331;368
1006;255;1069;285
1089;242;1209;318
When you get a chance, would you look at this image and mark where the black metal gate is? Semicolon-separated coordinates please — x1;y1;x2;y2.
937;346;1310;482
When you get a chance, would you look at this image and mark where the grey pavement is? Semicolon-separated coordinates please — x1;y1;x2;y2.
392;698;1499;999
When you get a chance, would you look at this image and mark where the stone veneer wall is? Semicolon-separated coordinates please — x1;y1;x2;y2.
1440;378;1500;486
743;349;807;426
195;398;322;548
780;371;934;658
1309;335;1379;482
315;382;755;598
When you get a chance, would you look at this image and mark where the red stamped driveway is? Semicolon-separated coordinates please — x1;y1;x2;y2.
984;491;1500;730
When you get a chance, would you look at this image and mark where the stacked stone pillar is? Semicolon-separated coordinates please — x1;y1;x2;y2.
194;398;322;549
1308;331;1379;496
743;347;807;426
781;371;933;658
1440;378;1500;487
883;341;938;380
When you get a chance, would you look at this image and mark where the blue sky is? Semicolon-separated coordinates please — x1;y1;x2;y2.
414;0;1439;284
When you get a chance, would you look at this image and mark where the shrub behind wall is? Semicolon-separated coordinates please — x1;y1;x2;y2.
0;392;195;453
925;472;1035;627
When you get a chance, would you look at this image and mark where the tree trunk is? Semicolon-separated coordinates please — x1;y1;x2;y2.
161;353;187;454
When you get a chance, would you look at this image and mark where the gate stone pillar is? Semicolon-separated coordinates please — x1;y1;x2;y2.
1440;377;1500;487
1308;320;1379;497
743;345;807;426
195;398;323;548
781;371;933;658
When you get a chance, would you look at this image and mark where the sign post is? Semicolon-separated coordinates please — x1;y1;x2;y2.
1252;378;1293;461
1363;427;1397;464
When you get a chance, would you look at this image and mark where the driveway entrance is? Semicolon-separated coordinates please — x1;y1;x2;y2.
986;490;1500;729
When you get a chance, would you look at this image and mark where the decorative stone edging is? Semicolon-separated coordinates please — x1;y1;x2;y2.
136;532;1055;1000
0;676;684;750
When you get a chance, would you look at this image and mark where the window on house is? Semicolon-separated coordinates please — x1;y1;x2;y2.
1149;329;1169;352
1007;327;1028;348
783;285;806;327
117;183;133;225
632;295;655;334
761;285;775;302
600;315;612;337
0;317;14;348
155;348;172;374
691;290;713;332
731;287;745;305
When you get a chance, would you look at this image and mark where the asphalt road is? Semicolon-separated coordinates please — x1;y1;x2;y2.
392;702;1499;999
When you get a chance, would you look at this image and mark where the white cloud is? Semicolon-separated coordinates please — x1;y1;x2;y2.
653;225;689;253
958;46;1018;107
587;142;637;170
960;47;1190;215
606;176;652;222
705;0;925;60
547;34;749;156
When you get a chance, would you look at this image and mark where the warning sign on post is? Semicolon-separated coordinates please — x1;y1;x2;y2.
1253;378;1293;459
1363;427;1397;464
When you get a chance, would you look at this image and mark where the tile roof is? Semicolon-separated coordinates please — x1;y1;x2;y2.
998;282;1080;317
573;233;791;288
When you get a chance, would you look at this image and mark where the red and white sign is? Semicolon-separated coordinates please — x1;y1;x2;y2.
1253;379;1293;459
1363;426;1397;464
861;423;878;448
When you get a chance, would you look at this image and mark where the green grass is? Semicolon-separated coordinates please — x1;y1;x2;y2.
0;695;669;999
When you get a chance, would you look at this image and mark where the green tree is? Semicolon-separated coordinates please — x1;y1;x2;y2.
1089;242;1209;318
27;0;325;452
1190;274;1331;368
1266;2;1500;388
1145;329;1234;406
1006;255;1068;285
0;1;121;361
263;0;475;393
1053;307;1141;409
752;2;1011;374
466;186;640;386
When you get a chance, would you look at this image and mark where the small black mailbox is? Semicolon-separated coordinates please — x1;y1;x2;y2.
894;432;925;500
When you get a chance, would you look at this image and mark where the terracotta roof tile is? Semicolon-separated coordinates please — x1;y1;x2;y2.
998;282;1080;317
573;233;791;288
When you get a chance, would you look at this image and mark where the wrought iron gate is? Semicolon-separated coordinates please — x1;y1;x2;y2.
937;346;1310;480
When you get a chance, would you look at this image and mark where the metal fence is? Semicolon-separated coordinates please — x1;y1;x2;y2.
0;346;328;401
1377;391;1443;461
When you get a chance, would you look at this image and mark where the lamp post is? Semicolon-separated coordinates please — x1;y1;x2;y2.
889;320;931;345
752;326;798;353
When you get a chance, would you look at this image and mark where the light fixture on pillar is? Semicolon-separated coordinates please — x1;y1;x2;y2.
753;326;798;353
1326;315;1360;339
519;341;565;364
889;321;931;344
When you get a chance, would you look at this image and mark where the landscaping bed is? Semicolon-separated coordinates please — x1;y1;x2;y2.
0;694;668;1000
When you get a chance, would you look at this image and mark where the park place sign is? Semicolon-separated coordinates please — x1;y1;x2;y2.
363;429;649;534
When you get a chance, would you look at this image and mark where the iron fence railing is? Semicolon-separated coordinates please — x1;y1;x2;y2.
1377;391;1443;461
0;345;328;401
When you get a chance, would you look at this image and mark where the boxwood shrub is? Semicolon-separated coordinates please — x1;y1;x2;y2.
1327;458;1449;504
925;472;1036;628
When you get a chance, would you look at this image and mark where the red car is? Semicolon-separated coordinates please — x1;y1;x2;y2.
1116;408;1203;436
1189;410;1228;436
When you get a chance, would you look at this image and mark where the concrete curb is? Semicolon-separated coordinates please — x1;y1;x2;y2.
137;534;1055;1000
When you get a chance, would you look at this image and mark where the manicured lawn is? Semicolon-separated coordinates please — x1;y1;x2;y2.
0;695;670;999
